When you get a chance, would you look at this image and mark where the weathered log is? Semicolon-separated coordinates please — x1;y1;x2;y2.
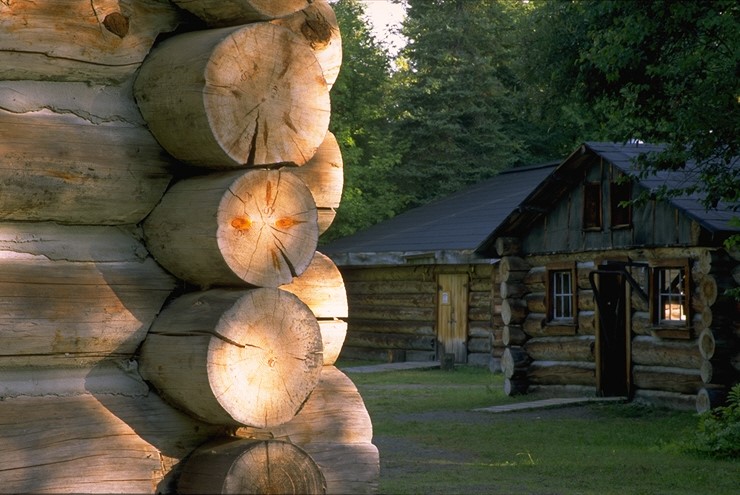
500;281;527;299
296;443;379;495
631;335;703;369
0;372;223;494
633;389;696;411
501;346;531;379
468;337;491;354
522;312;548;338
341;319;434;336
0;223;175;368
280;252;347;319
695;386;729;413
525;292;546;313
172;0;310;26
504;378;529;396
499;256;529;282
272;0;342;89
699;359;735;385
347;292;435;309
469;322;493;338
527;361;596;387
0;0;181;83
317;319;347;366
632;365;703;395
139;288;323;428
177;438;325;495
495;237;521;256
144;169;318;288
286;132;344;234
239;367;373;445
0;83;172;224
524;336;595;362
134;23;330;168
501;298;528;325
344;331;436;352
503;325;527;346
698;328;716;360
692;274;719;309
347;305;436;322
632;311;652;336
576;261;595;289
578;289;596;311
345;279;437;295
577;310;595;335
523;266;546;291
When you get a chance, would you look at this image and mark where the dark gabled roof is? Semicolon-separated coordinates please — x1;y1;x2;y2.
322;162;558;265
476;141;739;256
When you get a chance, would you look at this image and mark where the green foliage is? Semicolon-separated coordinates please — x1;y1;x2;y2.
692;384;740;459
322;0;410;242
389;0;536;208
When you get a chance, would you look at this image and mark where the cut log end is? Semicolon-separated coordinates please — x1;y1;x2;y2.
177;438;326;495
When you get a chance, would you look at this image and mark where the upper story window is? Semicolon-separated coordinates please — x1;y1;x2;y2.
610;181;632;228
583;182;602;231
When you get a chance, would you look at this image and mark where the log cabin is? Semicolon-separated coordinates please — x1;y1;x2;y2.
476;142;739;412
0;1;377;493
323;162;558;367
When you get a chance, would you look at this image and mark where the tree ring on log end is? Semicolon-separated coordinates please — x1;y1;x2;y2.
134;22;330;169
177;438;326;495
140;288;323;428
217;169;318;287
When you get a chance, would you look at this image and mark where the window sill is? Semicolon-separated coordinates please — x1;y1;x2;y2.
545;321;577;336
651;326;693;340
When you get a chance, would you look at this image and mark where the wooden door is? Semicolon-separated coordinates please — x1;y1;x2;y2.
437;273;468;363
590;263;631;397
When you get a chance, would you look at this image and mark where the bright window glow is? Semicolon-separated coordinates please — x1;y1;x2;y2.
658;268;686;322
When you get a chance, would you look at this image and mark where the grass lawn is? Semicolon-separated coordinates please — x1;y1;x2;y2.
339;363;739;495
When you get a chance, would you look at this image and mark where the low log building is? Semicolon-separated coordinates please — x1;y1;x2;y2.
323;163;557;367
476;142;739;411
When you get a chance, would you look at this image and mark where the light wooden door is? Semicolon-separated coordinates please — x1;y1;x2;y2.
437;273;468;363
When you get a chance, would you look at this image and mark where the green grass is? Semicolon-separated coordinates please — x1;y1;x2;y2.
341;364;739;495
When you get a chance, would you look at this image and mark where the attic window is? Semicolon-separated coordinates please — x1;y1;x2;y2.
610;181;632;228
583;182;602;230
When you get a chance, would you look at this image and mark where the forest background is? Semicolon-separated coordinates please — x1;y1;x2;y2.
322;0;738;245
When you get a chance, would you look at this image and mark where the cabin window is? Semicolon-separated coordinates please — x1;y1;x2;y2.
650;260;691;330
583;182;602;230
546;262;577;328
610;181;632;228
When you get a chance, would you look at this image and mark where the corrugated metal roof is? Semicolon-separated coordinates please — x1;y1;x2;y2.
321;162;558;261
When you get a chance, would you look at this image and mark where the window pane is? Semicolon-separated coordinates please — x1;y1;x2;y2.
551;270;573;321
657;267;686;322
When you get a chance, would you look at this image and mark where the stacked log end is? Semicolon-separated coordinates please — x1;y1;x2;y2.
0;1;377;493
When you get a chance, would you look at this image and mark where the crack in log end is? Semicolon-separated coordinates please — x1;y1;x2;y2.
231;216;252;232
264;180;273;208
282;111;298;134
103;12;130;38
270;248;282;272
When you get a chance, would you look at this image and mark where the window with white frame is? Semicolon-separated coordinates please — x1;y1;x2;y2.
551;270;574;321
655;267;687;324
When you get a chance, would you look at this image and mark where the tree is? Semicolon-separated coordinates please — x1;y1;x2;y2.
526;0;739;213
321;0;409;242
389;0;530;208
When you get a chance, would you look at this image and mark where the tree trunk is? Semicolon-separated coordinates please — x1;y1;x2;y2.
144;169;318;288
177;438;325;495
171;0;310;26
0;83;171;224
272;0;342;89
0;0;181;83
0;223;175;367
286;132;344;235
134;22;330;168
139;288;323;428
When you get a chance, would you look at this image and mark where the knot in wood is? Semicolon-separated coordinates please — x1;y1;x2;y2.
301;12;332;49
103;12;129;38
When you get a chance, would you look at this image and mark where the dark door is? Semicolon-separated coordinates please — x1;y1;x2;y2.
589;263;630;397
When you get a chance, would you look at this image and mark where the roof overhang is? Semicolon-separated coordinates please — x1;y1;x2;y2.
326;249;497;268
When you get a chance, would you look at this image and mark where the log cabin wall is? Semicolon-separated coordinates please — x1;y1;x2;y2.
492;151;739;411
340;263;495;367
1;2;378;493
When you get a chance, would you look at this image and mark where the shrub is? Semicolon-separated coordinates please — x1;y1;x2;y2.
692;383;740;459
